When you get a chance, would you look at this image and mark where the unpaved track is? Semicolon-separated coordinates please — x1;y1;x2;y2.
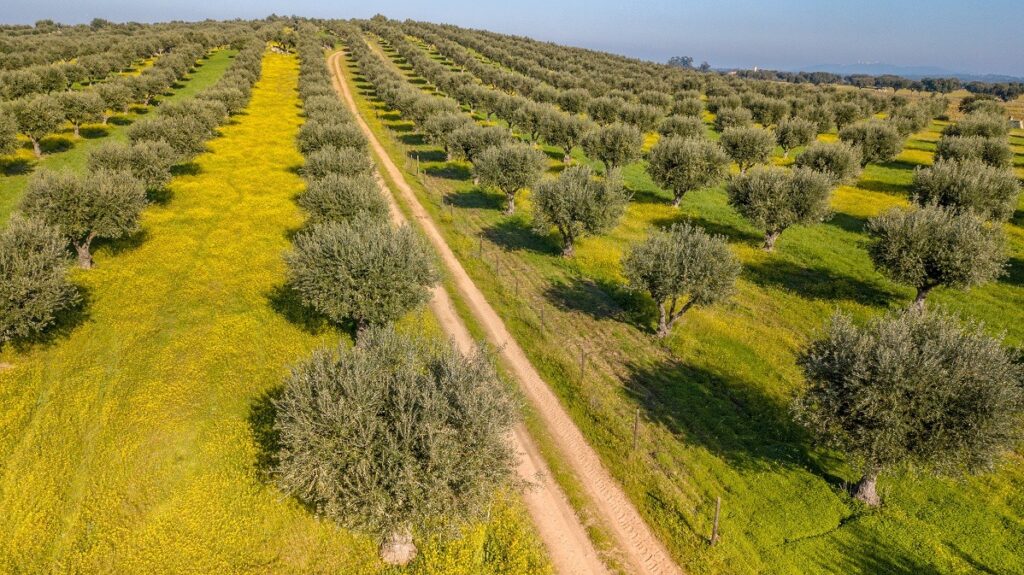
329;50;683;575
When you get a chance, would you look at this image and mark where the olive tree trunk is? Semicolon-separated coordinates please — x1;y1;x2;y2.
656;298;695;338
504;191;517;215
913;284;934;310
763;231;781;251
75;232;98;269
31;138;42;158
852;471;880;507
379;529;417;566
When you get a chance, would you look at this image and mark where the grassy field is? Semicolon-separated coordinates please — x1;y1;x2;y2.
0;51;547;574
346;34;1024;575
0;49;237;227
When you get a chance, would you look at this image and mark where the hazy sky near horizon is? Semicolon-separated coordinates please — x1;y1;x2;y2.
6;0;1024;76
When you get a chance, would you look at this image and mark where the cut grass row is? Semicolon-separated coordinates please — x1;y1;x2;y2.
347;34;1024;575
0;49;237;228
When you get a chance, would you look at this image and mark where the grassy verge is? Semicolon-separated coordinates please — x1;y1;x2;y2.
0;49;237;227
346;35;1024;575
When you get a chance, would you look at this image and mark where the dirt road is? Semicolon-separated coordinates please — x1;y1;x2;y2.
329;49;682;575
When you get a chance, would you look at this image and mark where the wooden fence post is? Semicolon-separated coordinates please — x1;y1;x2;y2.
711;497;721;546
632;408;640;452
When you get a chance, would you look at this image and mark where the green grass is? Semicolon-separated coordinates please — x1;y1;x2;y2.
0;49;237;228
0;51;548;575
347;37;1024;575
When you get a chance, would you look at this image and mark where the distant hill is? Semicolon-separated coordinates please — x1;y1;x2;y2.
792;62;1024;83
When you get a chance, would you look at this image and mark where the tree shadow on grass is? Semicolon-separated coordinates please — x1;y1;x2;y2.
543;276;649;326
248;386;283;482
447;187;504;211
1002;256;1024;287
482;218;555;254
146;187;174;206
651;213;763;246
40;137;73;155
744;259;897;306
79;126;110;139
630;187;673;206
1011;208;1023;229
0;156;32;176
99;229;149;258
813;535;944;575
170;162;202;177
409;148;446;163
107;116;133;126
826;212;870;235
266;284;333;336
425;163;471;181
623;357;824;473
399;133;427;146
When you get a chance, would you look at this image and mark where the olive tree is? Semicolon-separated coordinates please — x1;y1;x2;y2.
794;141;862;185
0;110;17;156
474;141;547;215
832;102;862;130
10;94;65;158
88;140;176;193
532;166;628;256
96;82;134;123
658;115;706;140
20;169;146;268
912;159;1020;221
274;326;518;565
727;166;834;250
0;215;78;344
720;126;776;173
298;174;388;224
839;120;903;166
285;219;438;330
422;112;471;160
774;117;816;158
795;308;1024;507
446;124;511;167
303;145;375;179
944;113;1008;138
297;121;367;156
539;111;592;164
713;106;752;131
934;135;1013;169
867;204;1006;307
582;122;643;172
58;91;104;137
623;222;740;338
648;136;730;207
127;116;208;162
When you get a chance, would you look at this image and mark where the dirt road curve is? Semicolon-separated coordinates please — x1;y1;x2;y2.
329;50;683;575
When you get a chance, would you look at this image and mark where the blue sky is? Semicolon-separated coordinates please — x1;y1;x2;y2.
6;0;1024;77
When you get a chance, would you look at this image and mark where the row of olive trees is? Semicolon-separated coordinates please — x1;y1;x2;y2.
0;43;211;159
403;17;957;151
0;40;264;345
273;29;518;568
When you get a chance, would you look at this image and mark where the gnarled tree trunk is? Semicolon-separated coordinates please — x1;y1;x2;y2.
31;138;42;158
504;191;517;215
763;231;781;251
75;232;97;269
852;471;880;507
379;529;417;566
913;285;934;310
